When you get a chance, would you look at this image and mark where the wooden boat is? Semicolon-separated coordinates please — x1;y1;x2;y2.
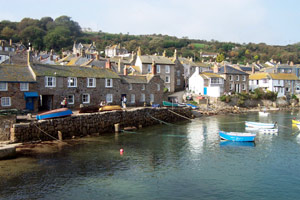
259;111;269;116
163;101;179;107
36;108;73;120
245;121;276;129
219;131;256;142
79;105;99;113
99;105;122;112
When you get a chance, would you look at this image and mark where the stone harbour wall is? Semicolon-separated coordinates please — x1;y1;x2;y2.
10;107;193;143
0;115;16;141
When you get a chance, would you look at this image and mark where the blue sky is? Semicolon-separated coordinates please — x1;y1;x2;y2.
0;0;299;45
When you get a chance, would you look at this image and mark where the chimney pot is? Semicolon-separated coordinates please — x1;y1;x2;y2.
124;66;128;76
106;59;111;69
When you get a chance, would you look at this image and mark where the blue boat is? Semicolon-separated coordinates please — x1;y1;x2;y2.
186;103;198;109
219;131;256;142
245;121;276;129
36;108;73;120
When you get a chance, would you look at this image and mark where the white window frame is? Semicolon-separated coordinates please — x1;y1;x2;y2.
157;65;161;73
150;94;154;102
1;97;11;107
45;76;56;87
20;83;29;91
242;75;246;81
230;83;233;90
68;77;77;87
106;94;113;103
157;84;160;91
129;84;132;90
242;84;246;90
165;75;170;83
67;94;74;104
87;78;96;88
236;75;239;81
82;93;90;104
105;79;113;88
140;93;145;102
177;70;180;77
165;65;170;73
141;84;145;90
177;79;181;85
131;94;135;103
147;64;152;73
229;75;233;81
0;82;8;91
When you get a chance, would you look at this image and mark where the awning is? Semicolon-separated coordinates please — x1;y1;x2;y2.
24;92;39;98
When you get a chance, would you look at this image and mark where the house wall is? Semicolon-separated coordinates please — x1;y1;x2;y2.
188;73;204;95
207;86;223;97
223;74;249;94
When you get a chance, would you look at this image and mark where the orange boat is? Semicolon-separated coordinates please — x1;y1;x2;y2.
99;105;122;112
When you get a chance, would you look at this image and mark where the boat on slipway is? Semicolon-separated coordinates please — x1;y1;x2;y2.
36;108;73;120
99;105;122;112
245;121;276;129
219;131;256;142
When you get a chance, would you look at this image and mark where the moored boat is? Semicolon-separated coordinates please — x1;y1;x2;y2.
259;111;269;116
219;131;256;142
186;103;198;109
99;105;122;111
36;108;73;120
292;119;300;124
245;121;276;129
162;101;179;107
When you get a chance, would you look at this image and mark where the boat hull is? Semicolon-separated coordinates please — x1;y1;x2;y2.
259;112;269;116
292;119;300;124
186;103;198;109
219;131;256;142
162;101;178;107
245;121;275;129
99;105;122;111
36;108;73;120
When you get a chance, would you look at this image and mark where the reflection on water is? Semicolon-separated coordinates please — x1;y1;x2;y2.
1;111;300;200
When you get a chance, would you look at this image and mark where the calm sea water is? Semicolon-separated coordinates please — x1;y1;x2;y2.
1;111;300;200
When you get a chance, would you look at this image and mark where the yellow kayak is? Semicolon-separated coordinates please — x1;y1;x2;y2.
292;119;300;124
99;105;122;111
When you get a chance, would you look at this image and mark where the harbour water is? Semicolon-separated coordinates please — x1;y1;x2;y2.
1;111;300;200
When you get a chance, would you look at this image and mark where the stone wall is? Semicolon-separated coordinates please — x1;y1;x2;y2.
10;107;193;143
0;115;16;141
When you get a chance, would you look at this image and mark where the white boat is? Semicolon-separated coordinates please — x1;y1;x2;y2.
259;111;269;116
245;121;276;129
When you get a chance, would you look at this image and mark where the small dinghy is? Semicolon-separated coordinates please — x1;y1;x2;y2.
245;121;276;129
259;111;269;116
36;108;73;120
219;131;256;142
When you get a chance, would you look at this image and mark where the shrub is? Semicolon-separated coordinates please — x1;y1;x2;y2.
163;87;169;93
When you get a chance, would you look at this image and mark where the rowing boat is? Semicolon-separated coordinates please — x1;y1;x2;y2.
99;105;122;111
245;121;276;129
36;108;73;120
219;131;256;142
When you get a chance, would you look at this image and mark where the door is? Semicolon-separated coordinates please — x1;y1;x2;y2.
26;98;34;111
204;87;207;95
40;95;53;111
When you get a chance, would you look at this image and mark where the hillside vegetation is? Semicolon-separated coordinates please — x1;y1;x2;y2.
1;16;300;64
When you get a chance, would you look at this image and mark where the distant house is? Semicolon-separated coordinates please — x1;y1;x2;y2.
189;67;224;97
249;72;300;97
200;52;218;59
105;44;129;57
73;42;98;59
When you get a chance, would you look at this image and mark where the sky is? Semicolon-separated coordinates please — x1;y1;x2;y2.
0;0;299;45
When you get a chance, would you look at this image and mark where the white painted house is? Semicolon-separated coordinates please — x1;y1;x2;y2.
249;72;300;97
189;67;224;97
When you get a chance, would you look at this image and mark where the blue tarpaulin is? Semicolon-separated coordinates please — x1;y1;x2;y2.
24;92;39;98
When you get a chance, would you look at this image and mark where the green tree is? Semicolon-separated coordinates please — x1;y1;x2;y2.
43;26;72;51
19;26;45;50
54;16;81;38
1;26;15;39
216;53;225;63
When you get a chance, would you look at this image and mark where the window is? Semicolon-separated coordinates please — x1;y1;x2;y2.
157;84;160;91
167;86;171;92
20;83;29;91
177;79;181;85
82;93;90;104
105;79;113;88
128;84;132;90
67;94;74;104
263;79;268;83
242;84;246;90
257;80;259;85
165;75;170;83
157;65;161;73
0;82;8;91
106;94;113;103
286;87;290;92
177;70;180;77
230;83;233;90
140;93;145;102
211;78;220;84
87;78;96;88
45;76;56;87
281;69;285;73
68;77;77;87
242;75;246;81
150;94;154;102
1;97;11;107
165;65;170;73
229;75;233;81
147;64;152;73
131;94;135;103
236;75;239;81
141;84;145;90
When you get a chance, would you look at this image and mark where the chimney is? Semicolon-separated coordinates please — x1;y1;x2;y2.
257;60;260;64
151;60;156;75
163;50;166;57
224;65;227;74
174;49;178;60
80;49;85;57
105;59;111;69
213;64;219;73
252;65;255;74
50;49;54;61
137;47;141;56
93;41;96;47
118;58;122;73
290;61;294;66
195;67;200;74
123;66;128;76
27;43;33;66
9;39;12;46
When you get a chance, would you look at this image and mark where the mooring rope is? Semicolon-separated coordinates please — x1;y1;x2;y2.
147;113;174;126
167;109;193;121
32;123;60;141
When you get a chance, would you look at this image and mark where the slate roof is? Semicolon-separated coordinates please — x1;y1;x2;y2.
139;55;174;65
31;64;120;79
120;75;148;84
250;72;299;80
200;72;223;79
0;65;36;82
249;73;269;80
179;57;198;66
218;65;248;75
